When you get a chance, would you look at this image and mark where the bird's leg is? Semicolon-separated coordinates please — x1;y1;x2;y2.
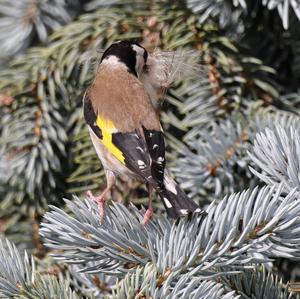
143;184;154;226
87;170;116;223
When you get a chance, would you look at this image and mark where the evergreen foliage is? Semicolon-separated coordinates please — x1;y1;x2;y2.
1;0;300;297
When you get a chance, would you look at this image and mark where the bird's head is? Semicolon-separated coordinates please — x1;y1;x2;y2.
100;40;148;78
99;40;204;110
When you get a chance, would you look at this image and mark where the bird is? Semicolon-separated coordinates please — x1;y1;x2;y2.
83;40;205;224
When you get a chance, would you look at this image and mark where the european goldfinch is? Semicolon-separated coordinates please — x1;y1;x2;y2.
83;40;205;224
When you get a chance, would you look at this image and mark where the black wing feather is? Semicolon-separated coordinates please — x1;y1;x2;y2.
112;128;165;188
83;91;102;139
143;127;165;189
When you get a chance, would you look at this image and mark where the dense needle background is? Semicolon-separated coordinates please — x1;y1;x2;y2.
1;0;300;298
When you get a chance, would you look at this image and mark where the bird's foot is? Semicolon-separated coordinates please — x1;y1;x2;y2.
142;207;153;226
87;190;106;223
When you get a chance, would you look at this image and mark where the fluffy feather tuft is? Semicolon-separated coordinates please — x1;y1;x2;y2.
140;49;207;107
80;46;207;107
150;49;206;85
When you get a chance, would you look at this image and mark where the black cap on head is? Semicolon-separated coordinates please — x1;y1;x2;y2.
101;41;147;76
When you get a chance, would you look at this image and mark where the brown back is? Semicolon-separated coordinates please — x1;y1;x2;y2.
89;64;161;132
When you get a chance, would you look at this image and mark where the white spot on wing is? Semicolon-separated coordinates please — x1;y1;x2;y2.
137;160;146;169
157;156;164;164
180;209;189;215
195;208;202;213
136;146;144;152
164;197;172;208
153;144;159;149
164;175;177;195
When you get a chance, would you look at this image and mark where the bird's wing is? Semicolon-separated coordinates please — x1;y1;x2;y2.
111;126;165;187
83;71;166;187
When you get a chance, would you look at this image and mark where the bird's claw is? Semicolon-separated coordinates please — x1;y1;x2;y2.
142;207;153;226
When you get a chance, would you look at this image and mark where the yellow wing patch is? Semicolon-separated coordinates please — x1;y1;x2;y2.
96;116;125;164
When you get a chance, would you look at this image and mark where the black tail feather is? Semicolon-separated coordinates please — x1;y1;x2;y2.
157;182;206;219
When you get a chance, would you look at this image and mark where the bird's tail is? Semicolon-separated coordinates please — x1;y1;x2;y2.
156;173;206;219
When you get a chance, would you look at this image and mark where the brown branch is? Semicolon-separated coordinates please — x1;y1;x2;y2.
207;130;249;176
